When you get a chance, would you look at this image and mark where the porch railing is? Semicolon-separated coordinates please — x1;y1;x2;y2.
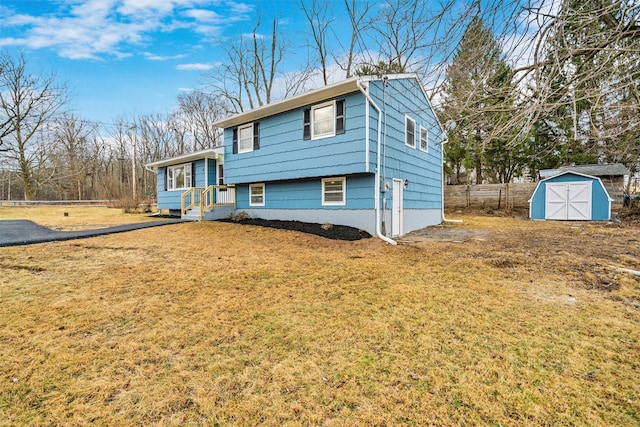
181;185;236;218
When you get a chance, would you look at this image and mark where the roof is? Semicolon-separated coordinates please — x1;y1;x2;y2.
145;147;223;169
212;74;424;129
539;163;629;178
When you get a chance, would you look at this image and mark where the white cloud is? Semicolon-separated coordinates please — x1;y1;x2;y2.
176;63;215;71
143;52;186;61
0;0;250;60
184;8;222;23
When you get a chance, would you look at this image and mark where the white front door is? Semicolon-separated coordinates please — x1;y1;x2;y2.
545;182;592;220
392;179;403;237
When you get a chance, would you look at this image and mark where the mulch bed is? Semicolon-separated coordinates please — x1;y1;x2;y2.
219;218;372;241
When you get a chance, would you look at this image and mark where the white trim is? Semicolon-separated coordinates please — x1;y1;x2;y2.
405;115;416;148
145;148;221;169
249;183;265;206
321;176;346;206
419;126;428;152
238;123;254;153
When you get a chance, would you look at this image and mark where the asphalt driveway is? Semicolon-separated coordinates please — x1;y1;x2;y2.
0;219;186;247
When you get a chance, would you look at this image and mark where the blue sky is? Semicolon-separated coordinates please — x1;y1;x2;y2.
0;0;336;125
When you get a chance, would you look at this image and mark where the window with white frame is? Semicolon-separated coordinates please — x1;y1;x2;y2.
322;177;346;206
420;126;428;152
405;116;416;148
304;100;345;140
238;123;254;153
167;163;192;191
249;183;265;206
312;101;335;139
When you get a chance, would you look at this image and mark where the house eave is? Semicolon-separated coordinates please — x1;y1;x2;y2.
212;77;369;129
145;147;223;170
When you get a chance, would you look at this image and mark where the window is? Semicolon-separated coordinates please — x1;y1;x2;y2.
218;164;224;186
167;163;193;191
322;177;346;206
420;126;428;152
238;124;254;153
405;116;416;148
304;100;345;140
249;183;265;206
233;122;260;154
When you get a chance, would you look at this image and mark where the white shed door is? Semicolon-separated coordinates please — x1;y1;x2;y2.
545;182;592;220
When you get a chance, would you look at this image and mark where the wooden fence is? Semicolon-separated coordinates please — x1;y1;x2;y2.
445;183;537;209
445;182;626;209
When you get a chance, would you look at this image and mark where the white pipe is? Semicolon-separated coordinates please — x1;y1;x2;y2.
440;132;462;223
357;79;397;245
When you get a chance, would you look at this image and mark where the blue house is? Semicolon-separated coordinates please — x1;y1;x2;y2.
147;74;446;241
529;171;613;221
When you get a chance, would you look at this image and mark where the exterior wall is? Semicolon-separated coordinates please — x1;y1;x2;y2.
381;207;443;235
157;158;216;211
220;76;444;236
232;173;375;233
367;78;444;227
224;91;368;184
235;174;374;210
530;173;611;220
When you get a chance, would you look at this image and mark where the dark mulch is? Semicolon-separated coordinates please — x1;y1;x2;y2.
218;218;371;241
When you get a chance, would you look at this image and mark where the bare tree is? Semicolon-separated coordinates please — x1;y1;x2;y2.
208;12;315;113
209;16;285;112
301;0;334;85
0;51;66;200
50;114;98;200
340;0;372;78
176;91;225;150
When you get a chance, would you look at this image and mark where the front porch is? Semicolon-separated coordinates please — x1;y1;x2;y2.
181;185;236;221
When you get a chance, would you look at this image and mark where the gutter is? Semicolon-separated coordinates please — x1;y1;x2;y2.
356;79;397;245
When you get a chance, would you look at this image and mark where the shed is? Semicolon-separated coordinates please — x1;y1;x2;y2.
539;163;629;205
529;171;613;221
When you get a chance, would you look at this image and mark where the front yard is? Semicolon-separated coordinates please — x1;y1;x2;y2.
0;212;638;425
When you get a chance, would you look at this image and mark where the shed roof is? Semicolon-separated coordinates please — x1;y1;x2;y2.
529;170;614;202
539;163;629;178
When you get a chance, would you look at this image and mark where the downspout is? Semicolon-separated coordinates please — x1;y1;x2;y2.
440;132;462;224
357;79;397;245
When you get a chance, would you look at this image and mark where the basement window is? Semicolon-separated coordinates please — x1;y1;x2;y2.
249;183;265;206
322;177;346;206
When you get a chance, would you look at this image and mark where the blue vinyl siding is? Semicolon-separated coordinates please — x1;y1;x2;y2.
157;159;216;210
223;78;442;212
235;174;375;210
530;173;611;220
225;92;368;184
367;79;443;210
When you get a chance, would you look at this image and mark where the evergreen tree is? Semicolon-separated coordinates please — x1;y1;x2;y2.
439;16;526;184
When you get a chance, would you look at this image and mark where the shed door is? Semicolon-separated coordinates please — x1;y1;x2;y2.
545;182;592;220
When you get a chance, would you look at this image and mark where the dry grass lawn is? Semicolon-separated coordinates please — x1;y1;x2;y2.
0;206;157;231
0;210;639;426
